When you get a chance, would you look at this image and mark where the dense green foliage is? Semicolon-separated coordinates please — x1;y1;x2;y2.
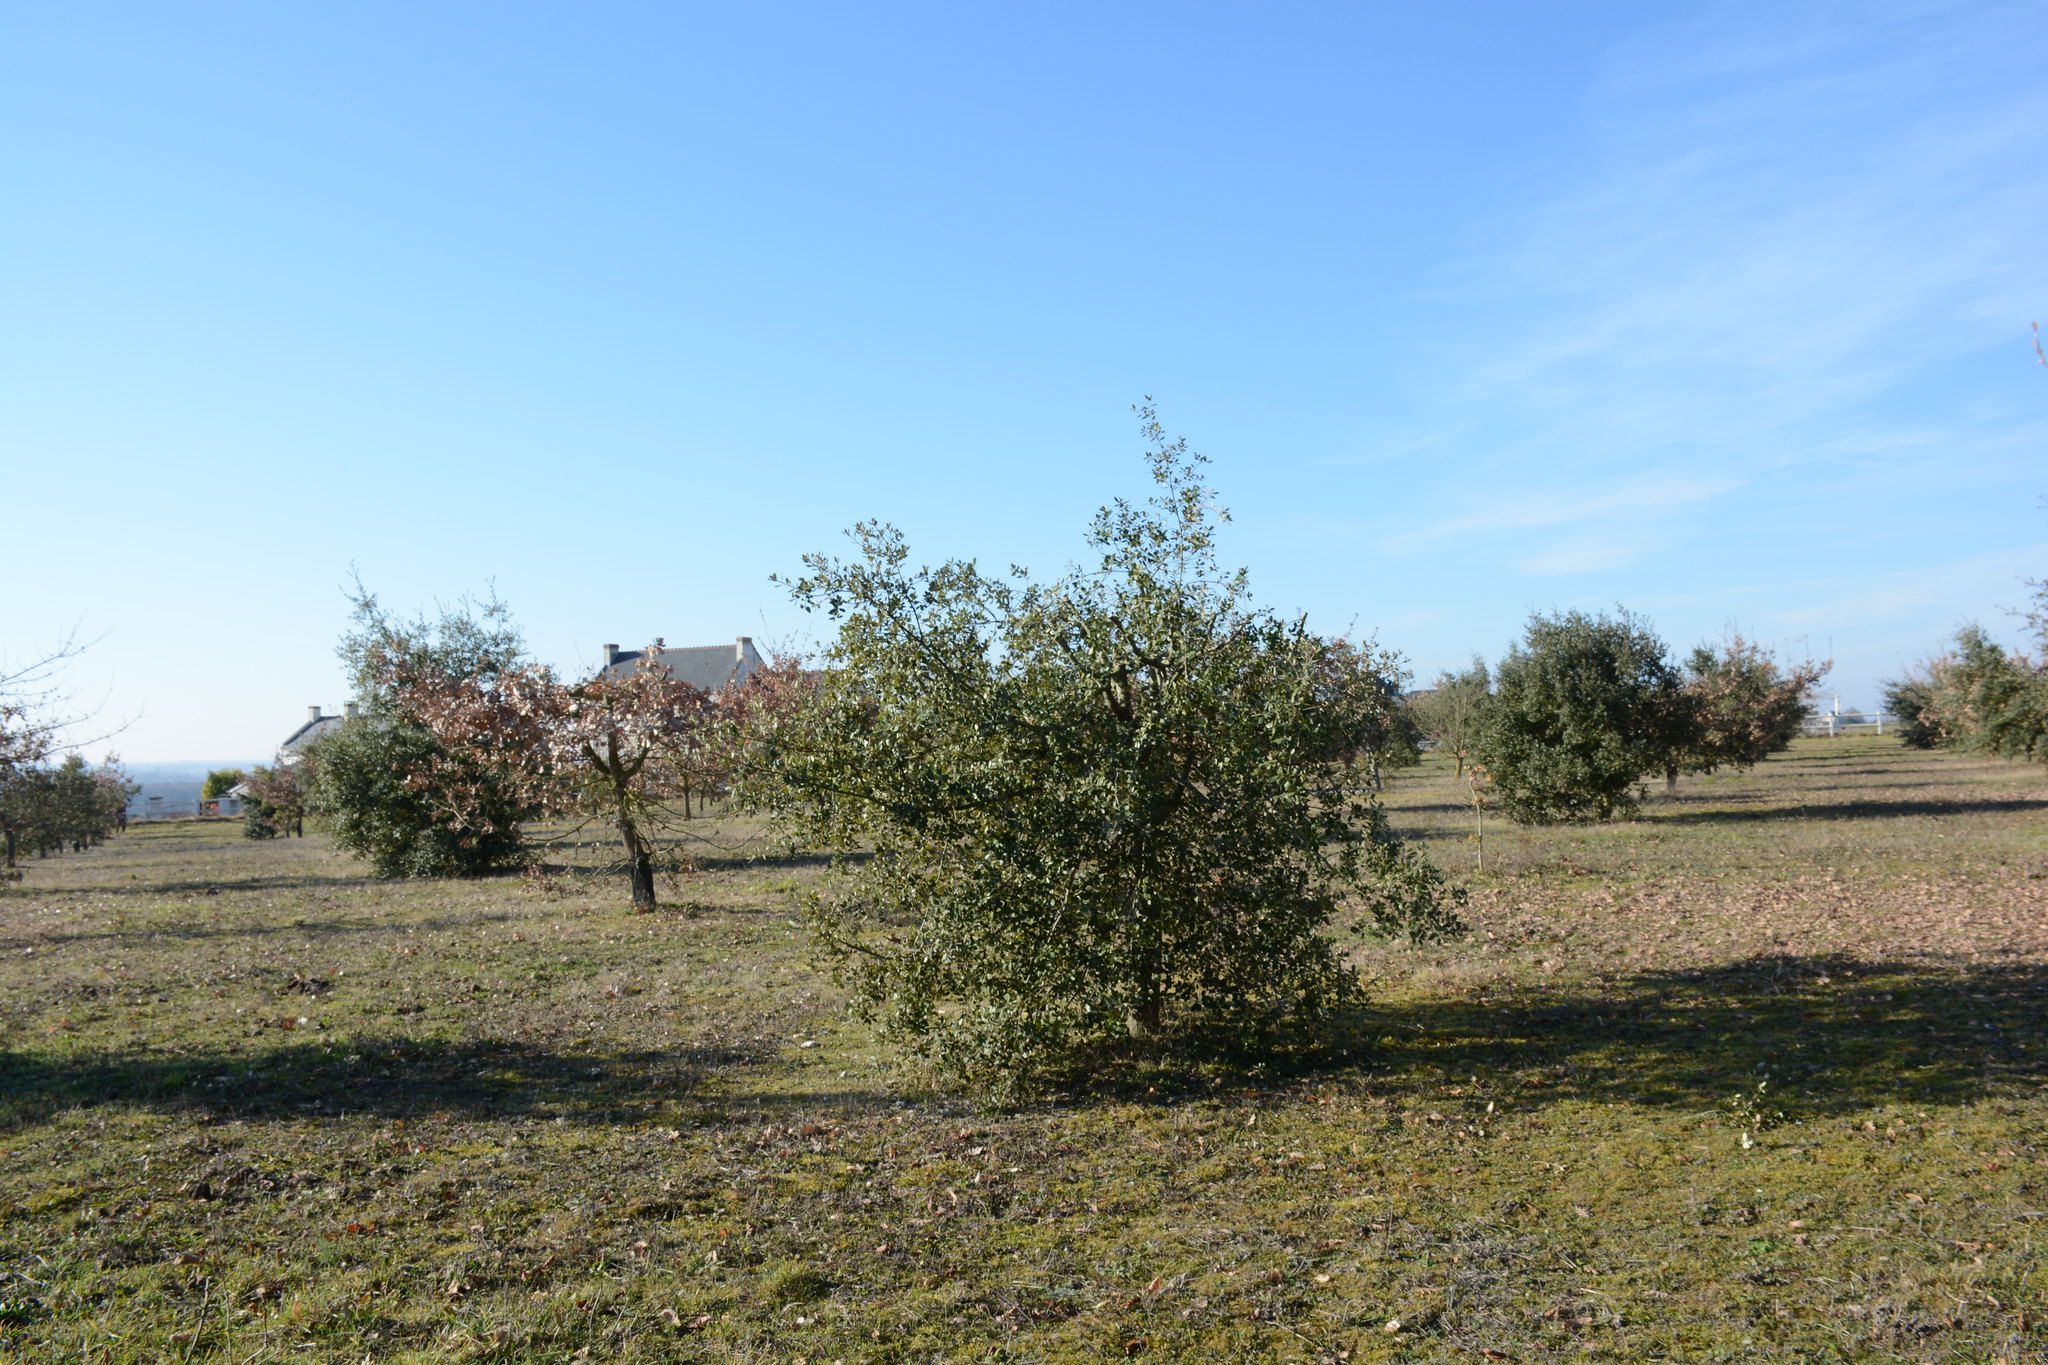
746;414;1462;1096
201;767;244;799
1883;674;1945;749
241;801;281;839
1477;608;1687;823
1348;647;1426;786
309;586;532;877
308;719;529;876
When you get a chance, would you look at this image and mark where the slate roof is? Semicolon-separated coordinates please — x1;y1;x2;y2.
599;638;762;694
279;708;350;759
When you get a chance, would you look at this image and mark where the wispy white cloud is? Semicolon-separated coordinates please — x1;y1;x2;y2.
1366;1;2048;580
1385;469;1742;548
1767;543;2048;633
1518;530;1683;578
1382;469;1744;577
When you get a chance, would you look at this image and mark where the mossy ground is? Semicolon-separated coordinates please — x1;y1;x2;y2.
2;736;2044;1362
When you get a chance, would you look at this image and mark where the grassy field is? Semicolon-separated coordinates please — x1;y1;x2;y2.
2;735;2045;1363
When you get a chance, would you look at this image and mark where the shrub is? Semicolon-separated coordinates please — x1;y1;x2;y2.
743;409;1462;1097
1678;634;1826;780
1886;626;2046;761
239;762;306;839
310;585;532;878
1882;674;1945;749
308;717;528;878
1478;607;1687;823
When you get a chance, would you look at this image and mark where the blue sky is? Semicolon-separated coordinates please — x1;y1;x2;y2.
5;1;2044;763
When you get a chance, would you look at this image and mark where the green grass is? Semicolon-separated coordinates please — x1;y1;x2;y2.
1;736;2044;1362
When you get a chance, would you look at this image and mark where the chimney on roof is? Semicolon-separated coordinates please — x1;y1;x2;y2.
736;636;750;661
308;705;322;724
343;702;360;720
602;643;620;669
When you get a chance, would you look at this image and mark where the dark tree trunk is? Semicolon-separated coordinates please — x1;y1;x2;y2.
629;847;656;910
2;825;15;869
1665;764;1678;795
619;813;656;911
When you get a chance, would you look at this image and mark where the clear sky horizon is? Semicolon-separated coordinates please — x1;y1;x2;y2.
6;1;2045;764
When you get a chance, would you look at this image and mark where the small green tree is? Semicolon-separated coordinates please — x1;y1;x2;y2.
201;768;244;800
1883;673;1945;749
240;761;307;839
1478;607;1687;823
1;634;120;870
310;720;529;876
1409;658;1491;777
310;585;532;878
741;409;1462;1097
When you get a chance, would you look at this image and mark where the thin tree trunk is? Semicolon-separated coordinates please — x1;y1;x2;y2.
1665;764;1678;795
619;811;656;911
2;825;15;869
1124;842;1162;1040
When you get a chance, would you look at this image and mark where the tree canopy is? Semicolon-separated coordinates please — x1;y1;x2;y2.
740;409;1462;1097
1679;634;1826;777
310;586;533;878
1477;608;1687;823
1885;624;2046;762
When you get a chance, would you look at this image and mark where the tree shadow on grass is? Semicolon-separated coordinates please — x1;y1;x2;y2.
0;910;520;954
5;957;2039;1129
46;871;385;897
691;849;868;874
1345;954;2045;1116
0;1035;791;1133
1058;955;2046;1118
1652;797;2048;825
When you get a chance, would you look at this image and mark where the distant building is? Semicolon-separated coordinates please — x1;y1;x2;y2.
279;703;359;762
598;638;763;694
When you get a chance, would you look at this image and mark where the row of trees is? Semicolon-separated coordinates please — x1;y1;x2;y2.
1;754;135;867
1883;580;2048;762
1410;610;1827;824
1;637;135;872
292;586;803;904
